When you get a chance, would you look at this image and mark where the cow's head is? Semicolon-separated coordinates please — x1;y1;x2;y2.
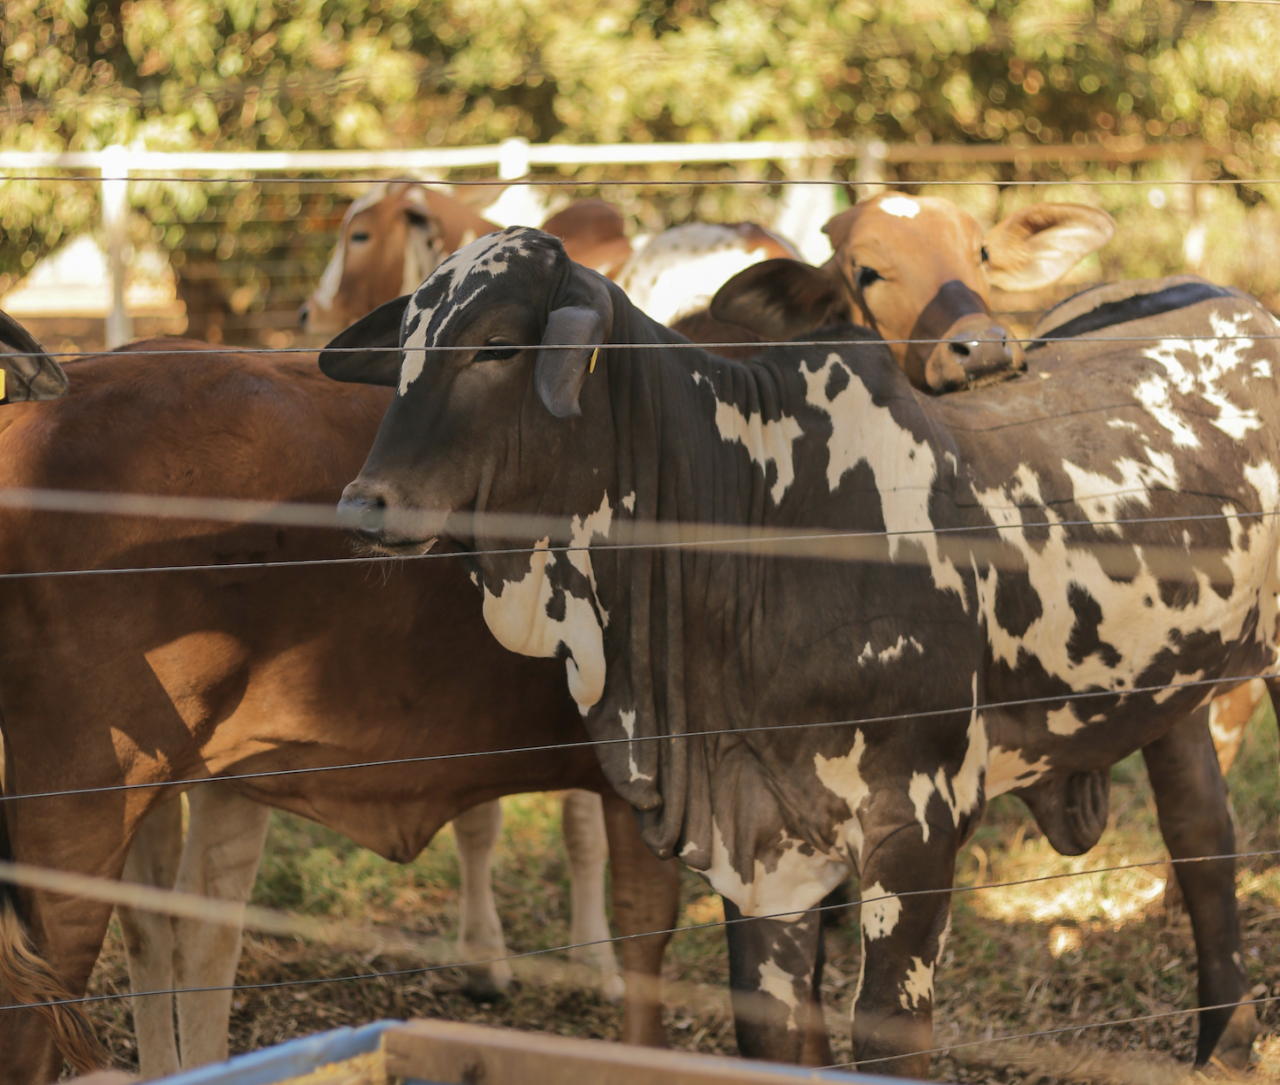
0;309;69;401
323;227;611;551
710;193;1115;393
300;182;499;334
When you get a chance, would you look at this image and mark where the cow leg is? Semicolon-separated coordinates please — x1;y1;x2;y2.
1142;710;1257;1069
850;822;957;1077
450;799;511;998
723;899;827;1064
1165;682;1265;917
118;795;183;1078
601;790;679;1047
173;783;271;1068
561;789;624;1000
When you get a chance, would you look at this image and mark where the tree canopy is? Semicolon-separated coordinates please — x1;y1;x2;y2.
3;0;1280;303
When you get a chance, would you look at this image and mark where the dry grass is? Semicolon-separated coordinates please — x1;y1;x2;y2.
79;703;1279;1083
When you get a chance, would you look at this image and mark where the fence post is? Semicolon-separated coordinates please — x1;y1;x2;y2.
101;145;133;349
1178;144;1206;274
855;140;887;200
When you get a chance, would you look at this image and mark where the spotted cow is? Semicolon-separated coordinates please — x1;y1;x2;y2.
325;229;1278;1074
710;192;1115;392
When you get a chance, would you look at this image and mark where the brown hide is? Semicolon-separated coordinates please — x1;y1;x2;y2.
0;343;626;1080
301;183;500;334
542;200;633;279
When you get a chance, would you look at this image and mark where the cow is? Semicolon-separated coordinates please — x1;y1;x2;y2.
709;192;1115;393
301;188;638;336
541;199;633;279
299;182;502;334
0;339;681;1084
710;206;1270;878
325;227;1279;1076
616;221;801;329
132;190;640;1074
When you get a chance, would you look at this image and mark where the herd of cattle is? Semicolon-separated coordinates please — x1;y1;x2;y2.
0;180;1276;1082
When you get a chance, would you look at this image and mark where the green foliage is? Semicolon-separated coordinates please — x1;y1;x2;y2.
4;1;1280;291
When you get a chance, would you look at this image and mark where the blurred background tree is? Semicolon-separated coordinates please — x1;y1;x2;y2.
3;0;1280;329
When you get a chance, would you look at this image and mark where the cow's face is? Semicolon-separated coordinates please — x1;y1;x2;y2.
711;194;1115;393
324;227;611;552
301;182;448;334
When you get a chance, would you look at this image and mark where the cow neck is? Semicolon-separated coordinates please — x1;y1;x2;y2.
581;293;813;862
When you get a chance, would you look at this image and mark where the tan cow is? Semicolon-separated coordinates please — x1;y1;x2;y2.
300;183;501;334
710;192;1116;392
541;199;633;279
0;341;679;1083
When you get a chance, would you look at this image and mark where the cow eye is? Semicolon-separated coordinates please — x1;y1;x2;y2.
981;246;990;263
856;266;882;288
474;342;520;362
350;231;371;243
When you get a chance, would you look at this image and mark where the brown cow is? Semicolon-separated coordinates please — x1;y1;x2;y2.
300;183;501;334
541;199;633;279
710;192;1116;392
0;342;679;1083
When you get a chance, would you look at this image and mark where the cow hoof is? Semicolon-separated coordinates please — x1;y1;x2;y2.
1204;1002;1259;1072
460;961;513;1002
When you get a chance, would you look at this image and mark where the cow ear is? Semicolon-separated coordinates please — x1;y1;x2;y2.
0;309;69;402
710;258;841;342
535;272;613;419
984;204;1116;291
319;295;410;386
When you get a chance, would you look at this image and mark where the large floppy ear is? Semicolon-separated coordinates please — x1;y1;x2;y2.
984;204;1116;291
0;309;69;401
535;270;614;419
709;258;842;342
319;295;411;386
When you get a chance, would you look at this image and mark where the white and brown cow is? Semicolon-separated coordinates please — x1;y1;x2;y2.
711;192;1115;392
326;229;1278;1075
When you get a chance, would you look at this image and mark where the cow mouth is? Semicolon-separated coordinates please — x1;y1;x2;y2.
336;488;448;556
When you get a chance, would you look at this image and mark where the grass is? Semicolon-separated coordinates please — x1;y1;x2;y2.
80;703;1280;1083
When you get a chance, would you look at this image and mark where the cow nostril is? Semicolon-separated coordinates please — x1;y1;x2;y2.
949;341;973;358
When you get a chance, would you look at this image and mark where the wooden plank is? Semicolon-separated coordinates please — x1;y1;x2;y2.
382;1020;906;1085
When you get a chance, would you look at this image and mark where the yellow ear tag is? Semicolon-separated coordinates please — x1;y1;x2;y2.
589;347;599;374
0;369;7;403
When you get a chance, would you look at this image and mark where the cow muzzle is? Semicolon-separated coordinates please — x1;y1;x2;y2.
337;479;445;555
924;314;1025;394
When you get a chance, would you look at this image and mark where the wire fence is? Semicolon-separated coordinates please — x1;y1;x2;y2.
1;156;1278;1078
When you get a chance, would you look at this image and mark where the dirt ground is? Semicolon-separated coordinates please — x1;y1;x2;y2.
79;704;1280;1084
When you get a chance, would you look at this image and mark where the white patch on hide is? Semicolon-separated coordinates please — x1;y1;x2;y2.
1045;706;1083;736
757;957;801;1031
705;821;848;920
861;881;902;940
619;709;652;782
1060;449;1178;535
814;732;870;863
1152;669;1204;704
899;956;935;1010
692;372;803;504
620;491;636;512
909;772;935;843
480;537;606;710
859;634;924;665
879;196;921;219
399;231;534;394
985;746;1052;797
803;353;967;603
1137;312;1263;447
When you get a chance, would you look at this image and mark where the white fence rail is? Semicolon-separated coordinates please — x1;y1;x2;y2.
0;136;1212;347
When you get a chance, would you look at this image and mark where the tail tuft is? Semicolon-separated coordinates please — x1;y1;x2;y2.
0;893;107;1073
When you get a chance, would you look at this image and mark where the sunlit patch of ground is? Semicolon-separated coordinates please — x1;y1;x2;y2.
80;704;1279;1083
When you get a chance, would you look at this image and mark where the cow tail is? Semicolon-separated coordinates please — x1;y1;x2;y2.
0;826;107;1072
